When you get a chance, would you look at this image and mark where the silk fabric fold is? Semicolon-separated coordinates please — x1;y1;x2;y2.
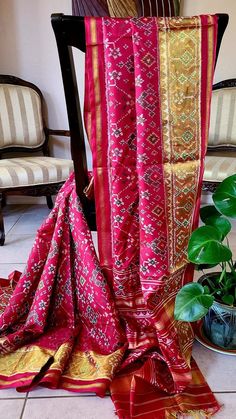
0;16;220;419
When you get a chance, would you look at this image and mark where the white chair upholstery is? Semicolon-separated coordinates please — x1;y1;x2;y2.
0;157;73;188
0;75;74;245
204;155;236;183
208;85;236;148
0;84;45;149
203;79;236;189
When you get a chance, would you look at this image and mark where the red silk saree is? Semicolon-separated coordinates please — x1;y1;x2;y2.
0;16;220;419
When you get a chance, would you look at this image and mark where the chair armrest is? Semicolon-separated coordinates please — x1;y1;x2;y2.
47;129;70;137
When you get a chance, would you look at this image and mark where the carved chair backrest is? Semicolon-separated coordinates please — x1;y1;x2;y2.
0;75;46;153
208;80;236;150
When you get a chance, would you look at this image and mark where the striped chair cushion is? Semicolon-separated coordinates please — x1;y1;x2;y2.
208;87;236;147
72;0;180;17
0;84;45;149
204;155;236;183
0;157;73;188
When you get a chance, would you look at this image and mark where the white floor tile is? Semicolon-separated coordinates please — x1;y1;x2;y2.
0;388;26;399
2;205;28;216
3;205;28;235
214;393;236;418
0;235;36;263
91;231;98;255
0;264;26;278
27;387;94;398
21;205;51;216
9;213;49;236
22;396;116;419
4;215;21;235
0;399;25;419
193;341;236;392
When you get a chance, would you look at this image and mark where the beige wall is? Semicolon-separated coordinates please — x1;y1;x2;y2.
182;0;236;83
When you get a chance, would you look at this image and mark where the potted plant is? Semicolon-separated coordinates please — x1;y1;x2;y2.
174;174;236;350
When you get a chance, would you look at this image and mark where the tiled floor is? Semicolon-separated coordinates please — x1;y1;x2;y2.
0;204;235;419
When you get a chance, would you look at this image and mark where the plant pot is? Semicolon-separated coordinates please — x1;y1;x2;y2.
198;273;236;350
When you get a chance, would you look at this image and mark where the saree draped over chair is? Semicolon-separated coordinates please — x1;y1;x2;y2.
0;16;220;418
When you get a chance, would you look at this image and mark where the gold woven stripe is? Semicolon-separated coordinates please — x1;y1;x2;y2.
204;155;236;182
0;157;73;188
0;84;45;149
107;0;137;17
208;87;236;146
158;16;201;272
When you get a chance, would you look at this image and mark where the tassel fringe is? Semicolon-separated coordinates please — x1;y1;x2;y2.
165;410;214;418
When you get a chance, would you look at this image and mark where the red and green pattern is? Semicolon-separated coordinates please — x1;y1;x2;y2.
0;15;219;419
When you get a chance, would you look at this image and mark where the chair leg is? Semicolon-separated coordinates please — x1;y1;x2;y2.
0;194;5;246
46;195;53;209
1;193;6;208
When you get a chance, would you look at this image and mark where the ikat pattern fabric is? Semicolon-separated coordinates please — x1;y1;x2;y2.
0;15;219;419
84;15;219;418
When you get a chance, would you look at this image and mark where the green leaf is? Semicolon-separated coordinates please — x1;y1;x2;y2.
174;283;214;322
188;225;232;264
222;294;234;306
206;277;219;291
213;174;236;218
204;285;210;294
226;277;235;288
205;215;231;240
200;205;221;223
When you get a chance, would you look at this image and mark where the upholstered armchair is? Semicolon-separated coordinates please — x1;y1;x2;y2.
203;79;236;192
0;75;74;245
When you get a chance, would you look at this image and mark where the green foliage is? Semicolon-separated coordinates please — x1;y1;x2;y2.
188;225;232;264
204;215;231;240
200;205;221;223
213;174;236;218
175;174;236;322
174;283;214;322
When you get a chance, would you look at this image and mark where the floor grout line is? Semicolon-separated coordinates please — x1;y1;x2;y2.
214;391;236;394
0;398;28;401
26;394;98;399
6;215;23;236
19;393;28;419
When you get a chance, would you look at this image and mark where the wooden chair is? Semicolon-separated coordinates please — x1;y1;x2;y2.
203;79;236;192
0;75;74;245
51;14;228;229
